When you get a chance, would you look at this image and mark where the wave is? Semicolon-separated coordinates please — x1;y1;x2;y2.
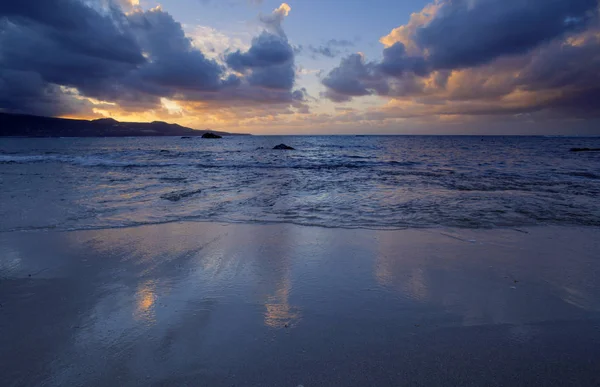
0;154;183;168
564;171;600;179
0;153;421;171
0;155;57;163
160;188;203;202
194;160;421;170
158;176;188;182
4;211;600;234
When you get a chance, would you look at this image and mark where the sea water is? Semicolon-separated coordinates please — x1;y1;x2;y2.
1;135;599;231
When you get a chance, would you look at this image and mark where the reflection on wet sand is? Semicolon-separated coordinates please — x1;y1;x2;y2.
134;280;157;324
373;227;600;326
2;223;600;387
244;223;302;329
374;230;433;303
264;276;301;328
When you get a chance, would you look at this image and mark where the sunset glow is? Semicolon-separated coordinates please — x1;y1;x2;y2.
1;0;599;134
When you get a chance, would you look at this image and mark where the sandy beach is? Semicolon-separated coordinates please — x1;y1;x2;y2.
1;222;599;386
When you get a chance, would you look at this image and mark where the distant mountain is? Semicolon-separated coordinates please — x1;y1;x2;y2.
0;112;249;137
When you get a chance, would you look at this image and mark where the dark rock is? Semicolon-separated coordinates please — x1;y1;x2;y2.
570;148;600;152
201;132;222;139
181;136;192;139
273;144;295;150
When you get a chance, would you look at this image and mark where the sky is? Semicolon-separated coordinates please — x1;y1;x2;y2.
1;0;599;134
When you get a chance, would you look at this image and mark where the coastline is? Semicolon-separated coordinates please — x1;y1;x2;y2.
1;222;600;386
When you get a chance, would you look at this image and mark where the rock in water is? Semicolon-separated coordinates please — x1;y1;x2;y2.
273;144;295;150
202;132;222;139
181;136;192;139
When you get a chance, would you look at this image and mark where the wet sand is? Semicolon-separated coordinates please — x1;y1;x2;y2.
1;223;600;386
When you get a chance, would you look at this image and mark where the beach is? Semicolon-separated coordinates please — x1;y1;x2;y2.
3;0;600;384
2;222;600;386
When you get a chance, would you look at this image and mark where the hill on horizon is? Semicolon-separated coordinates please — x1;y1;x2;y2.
0;112;248;137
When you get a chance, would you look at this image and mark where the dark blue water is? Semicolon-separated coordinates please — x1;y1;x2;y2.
1;135;599;231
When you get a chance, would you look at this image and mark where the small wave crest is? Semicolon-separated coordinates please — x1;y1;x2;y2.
565;171;600;179
160;189;203;202
194;160;420;170
0;154;181;168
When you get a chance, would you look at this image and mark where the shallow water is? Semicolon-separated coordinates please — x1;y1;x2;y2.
1;135;599;231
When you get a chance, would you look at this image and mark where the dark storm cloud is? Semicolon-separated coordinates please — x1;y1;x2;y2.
224;28;297;90
378;42;428;76
226;32;294;71
128;9;224;92
0;0;301;117
515;34;600;117
416;0;598;70
516;35;600;92
0;69;94;116
248;63;295;90
0;1;144;66
321;54;388;101
321;0;600;119
0;0;145;114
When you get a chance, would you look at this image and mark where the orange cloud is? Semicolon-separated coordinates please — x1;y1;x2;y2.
380;2;441;54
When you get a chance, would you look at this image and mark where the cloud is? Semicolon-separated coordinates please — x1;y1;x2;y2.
224;4;297;91
0;0;147;115
248;63;295;90
0;69;97;117
379;42;428;76
186;25;251;60
380;2;442;52
118;0;141;12
127;9;225;92
0;1;145;66
415;0;598;70
0;0;306;121
322;0;600;122
259;3;291;38
321;54;388;101
226;32;294;71
306;39;355;58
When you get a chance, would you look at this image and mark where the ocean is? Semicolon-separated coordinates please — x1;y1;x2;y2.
1;135;599;232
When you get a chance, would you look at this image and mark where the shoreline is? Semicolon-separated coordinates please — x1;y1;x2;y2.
2;222;600;386
2;218;600;234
